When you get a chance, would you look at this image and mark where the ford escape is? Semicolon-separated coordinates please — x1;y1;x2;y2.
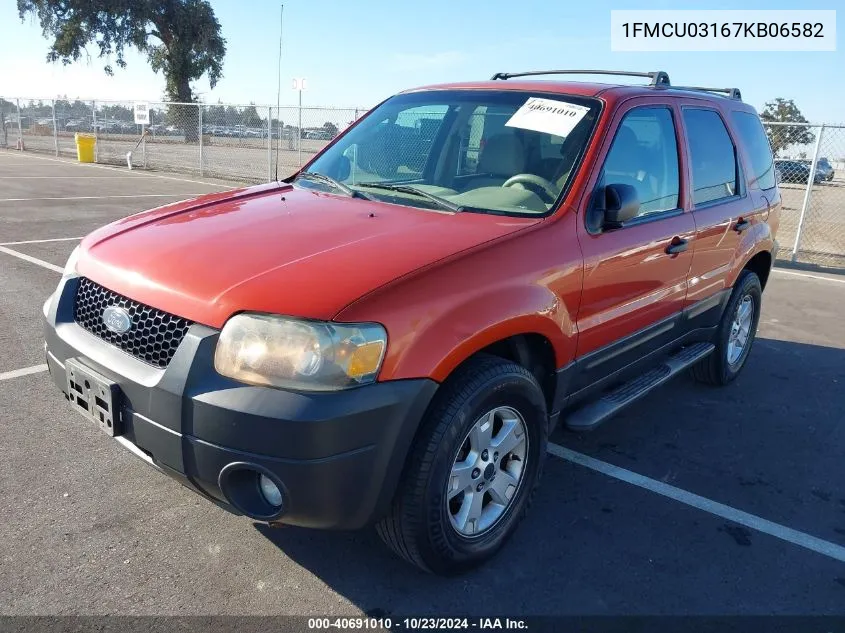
43;69;780;574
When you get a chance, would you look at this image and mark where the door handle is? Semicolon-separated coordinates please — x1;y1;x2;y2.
734;218;751;232
665;237;688;255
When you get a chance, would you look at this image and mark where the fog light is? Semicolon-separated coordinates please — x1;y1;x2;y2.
258;474;283;508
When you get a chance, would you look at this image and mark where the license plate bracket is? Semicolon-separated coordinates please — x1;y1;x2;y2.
65;359;123;436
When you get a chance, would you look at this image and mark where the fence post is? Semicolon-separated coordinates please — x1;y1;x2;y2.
298;91;303;168
267;106;272;182
51;99;58;156
142;123;147;169
792;124;825;262
92;100;98;162
198;104;204;176
16;98;22;150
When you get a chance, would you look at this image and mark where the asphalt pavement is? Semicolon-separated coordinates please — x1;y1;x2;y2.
1;150;843;617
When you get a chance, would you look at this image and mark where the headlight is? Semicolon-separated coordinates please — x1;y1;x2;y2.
62;245;81;279
214;314;387;391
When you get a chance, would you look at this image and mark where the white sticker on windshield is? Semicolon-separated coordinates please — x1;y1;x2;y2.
505;98;590;137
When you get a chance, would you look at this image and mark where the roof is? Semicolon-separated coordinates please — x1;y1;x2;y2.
401;80;629;98
401;79;753;110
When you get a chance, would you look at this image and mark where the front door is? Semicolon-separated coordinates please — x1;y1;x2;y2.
574;101;695;388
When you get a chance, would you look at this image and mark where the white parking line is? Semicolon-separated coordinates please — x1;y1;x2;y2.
0;364;48;381
0;150;234;189
0;245;64;272
0;193;203;202
772;268;845;285
3;349;842;565
0;237;82;246
548;443;845;564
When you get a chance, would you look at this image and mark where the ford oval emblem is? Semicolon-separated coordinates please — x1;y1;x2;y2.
102;306;132;334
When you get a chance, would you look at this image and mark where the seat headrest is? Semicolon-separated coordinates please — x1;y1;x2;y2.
478;134;525;176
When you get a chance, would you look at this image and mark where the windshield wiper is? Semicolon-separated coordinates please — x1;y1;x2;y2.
358;182;463;212
296;171;374;200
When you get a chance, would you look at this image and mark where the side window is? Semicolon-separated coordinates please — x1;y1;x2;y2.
683;109;739;205
393;105;449;176
731;111;776;190
601;107;680;217
457;106;486;176
347;105;449;181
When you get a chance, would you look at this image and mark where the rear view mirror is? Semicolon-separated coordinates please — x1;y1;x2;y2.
602;183;639;228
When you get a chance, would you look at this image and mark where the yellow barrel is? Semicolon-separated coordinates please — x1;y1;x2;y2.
74;133;96;163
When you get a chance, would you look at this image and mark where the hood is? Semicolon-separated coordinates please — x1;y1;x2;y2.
78;183;538;328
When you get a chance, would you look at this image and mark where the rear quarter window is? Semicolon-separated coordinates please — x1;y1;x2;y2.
731;111;776;191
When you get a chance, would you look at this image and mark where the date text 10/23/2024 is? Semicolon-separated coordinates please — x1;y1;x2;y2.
307;617;529;630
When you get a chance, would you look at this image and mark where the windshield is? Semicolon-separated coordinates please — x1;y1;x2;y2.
301;90;601;216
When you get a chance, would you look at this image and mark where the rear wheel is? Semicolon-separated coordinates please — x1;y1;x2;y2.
691;270;762;385
376;355;548;575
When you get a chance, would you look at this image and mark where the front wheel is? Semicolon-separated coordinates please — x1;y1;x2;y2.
376;355;549;575
691;270;762;385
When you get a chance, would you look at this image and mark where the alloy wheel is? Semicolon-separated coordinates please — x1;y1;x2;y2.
727;295;754;366
445;406;529;537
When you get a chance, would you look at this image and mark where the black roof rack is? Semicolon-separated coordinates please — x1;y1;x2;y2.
664;85;743;100
490;69;671;86
488;69;742;101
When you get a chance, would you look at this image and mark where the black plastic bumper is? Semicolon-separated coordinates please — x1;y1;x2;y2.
43;276;438;529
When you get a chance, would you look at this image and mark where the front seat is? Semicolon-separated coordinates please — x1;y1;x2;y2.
464;134;526;191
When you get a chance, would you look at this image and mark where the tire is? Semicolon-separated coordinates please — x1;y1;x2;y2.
691;270;762;386
376;354;549;575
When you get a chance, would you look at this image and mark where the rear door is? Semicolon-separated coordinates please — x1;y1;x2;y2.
677;103;758;309
730;108;781;242
574;98;695;385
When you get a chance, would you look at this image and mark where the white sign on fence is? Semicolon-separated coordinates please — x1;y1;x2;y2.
133;102;150;125
292;78;307;91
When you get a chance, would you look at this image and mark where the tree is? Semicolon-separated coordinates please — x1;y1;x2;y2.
206;103;226;126
18;0;226;142
322;121;339;137
760;98;815;157
241;104;263;128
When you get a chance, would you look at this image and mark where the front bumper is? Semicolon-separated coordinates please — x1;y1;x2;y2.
44;276;437;529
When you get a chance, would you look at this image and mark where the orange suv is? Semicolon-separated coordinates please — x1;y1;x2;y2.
43;70;779;574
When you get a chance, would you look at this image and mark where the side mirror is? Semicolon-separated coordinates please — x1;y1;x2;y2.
602;183;640;228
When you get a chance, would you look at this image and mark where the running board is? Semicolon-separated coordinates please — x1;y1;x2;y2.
565;342;715;432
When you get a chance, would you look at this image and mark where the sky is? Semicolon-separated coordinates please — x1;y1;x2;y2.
2;0;842;122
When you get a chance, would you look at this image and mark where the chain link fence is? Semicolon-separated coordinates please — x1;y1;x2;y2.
2;97;844;270
765;122;845;270
0;97;364;185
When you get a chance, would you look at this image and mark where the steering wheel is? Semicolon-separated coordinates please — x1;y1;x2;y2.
502;173;558;202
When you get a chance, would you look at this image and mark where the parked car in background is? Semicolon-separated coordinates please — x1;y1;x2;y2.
814;158;835;181
44;69;779;575
796;158;835;182
775;159;823;184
